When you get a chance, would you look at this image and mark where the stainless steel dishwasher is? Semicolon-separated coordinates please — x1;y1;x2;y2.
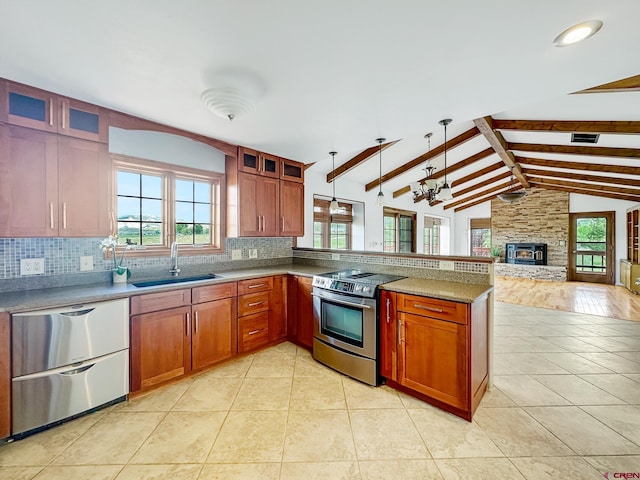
11;298;129;437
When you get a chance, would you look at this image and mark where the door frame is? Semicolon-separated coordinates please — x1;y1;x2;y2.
568;211;615;284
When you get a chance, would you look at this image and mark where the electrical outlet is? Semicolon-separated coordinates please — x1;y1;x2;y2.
249;249;258;259
231;249;242;260
439;260;455;271
80;256;94;271
331;253;340;260
20;258;45;275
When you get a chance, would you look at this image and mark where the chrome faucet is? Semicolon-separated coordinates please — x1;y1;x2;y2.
169;241;180;276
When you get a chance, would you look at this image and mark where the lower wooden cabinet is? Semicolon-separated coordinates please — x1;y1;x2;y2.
381;290;489;421
270;275;287;341
0;312;10;439
237;276;273;353
238;311;270;353
620;259;640;294
287;275;314;349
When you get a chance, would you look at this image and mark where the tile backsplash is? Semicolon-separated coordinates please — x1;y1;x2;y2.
0;237;293;293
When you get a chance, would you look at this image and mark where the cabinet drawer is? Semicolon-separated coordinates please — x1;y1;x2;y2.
130;289;191;315
192;282;237;304
238;291;270;316
397;293;468;325
238;312;269;353
238;276;273;295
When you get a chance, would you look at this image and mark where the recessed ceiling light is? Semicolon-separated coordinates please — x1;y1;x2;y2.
553;20;603;47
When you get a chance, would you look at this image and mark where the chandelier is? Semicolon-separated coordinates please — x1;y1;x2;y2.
497;167;527;203
410;119;453;203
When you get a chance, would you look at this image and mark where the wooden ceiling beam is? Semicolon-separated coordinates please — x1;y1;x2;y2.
509;142;640;158
448;171;512;200
528;176;640;197
326;140;398;183
474;116;530;188
364;126;480;192
523;167;640;187
574;74;640;94
516;156;640;175
393;147;494;198
452;161;505;188
529;180;640;202
493;119;640;135
443;179;515;210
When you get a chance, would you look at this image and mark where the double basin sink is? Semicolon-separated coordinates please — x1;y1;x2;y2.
132;273;219;288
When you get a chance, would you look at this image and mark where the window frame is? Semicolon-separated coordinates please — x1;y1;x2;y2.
111;154;225;257
469;217;492;257
313;197;353;250
383;207;416;253
424;215;441;255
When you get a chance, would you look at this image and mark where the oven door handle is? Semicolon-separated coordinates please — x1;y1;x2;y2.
311;293;373;310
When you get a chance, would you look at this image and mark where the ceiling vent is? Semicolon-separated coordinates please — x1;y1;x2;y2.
571;133;600;143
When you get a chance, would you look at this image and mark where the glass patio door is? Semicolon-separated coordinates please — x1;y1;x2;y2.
568;212;615;284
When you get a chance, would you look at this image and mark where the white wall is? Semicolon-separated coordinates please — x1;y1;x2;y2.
452;202;492;256
109;127;226;172
300;170;455;253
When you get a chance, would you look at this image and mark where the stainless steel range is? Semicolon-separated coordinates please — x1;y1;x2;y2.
312;269;405;385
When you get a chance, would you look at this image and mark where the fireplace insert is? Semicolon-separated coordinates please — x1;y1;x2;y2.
506;243;547;265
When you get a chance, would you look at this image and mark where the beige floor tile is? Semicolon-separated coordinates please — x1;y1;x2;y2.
349;409;429;460
625;373;640;384
575;353;640;374
538;352;614;374
477;387;516;407
493;353;571;375
294;354;340;377
32;465;122;480
52;412;165;465
359;459;443;480
408;407;503;458
231;377;292;410
617;351;640;363
246;354;295;377
196;355;254;378
510;456;602;480
130;411;226;464
173;377;242;411
115;464;202;480
199;463;280;480
343;377;403;409
280;461;360;480
473;407;573;457
283;409;356;462
435;458;525;480
397;391;436;409
493;336;567;353
494;375;571;406
581;405;640;444
525;406;640;456
584;456;640;476
0;412;104;466
544;336;606;353
112;380;193;412
255;341;298;356
531;375;626;405
579;374;640;403
206;410;288;463
0;466;42;480
289;376;346;410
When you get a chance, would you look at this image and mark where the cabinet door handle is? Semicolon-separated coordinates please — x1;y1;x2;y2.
386;297;391;324
261;215;265;232
62;202;67;229
414;304;443;313
281;216;285;232
61;103;66;129
185;312;190;336
49;202;54;229
398;320;404;345
248;283;266;289
49;99;54;126
248;329;262;335
194;311;199;333
247;301;264;307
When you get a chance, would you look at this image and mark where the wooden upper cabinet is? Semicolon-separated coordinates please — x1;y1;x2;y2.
280;157;304;183
2;80;107;143
237;146;279;178
237;172;279;237
280;180;304;237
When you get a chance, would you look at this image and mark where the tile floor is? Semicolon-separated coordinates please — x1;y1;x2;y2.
1;301;640;479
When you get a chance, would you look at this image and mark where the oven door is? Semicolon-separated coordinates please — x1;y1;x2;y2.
312;287;377;359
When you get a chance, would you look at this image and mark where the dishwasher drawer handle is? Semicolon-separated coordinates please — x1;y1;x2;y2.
58;363;94;375
60;308;95;316
414;304;443;313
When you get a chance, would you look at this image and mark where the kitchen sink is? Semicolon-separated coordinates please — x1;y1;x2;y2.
132;273;219;288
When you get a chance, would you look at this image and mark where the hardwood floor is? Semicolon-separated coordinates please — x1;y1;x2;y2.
495;276;640;322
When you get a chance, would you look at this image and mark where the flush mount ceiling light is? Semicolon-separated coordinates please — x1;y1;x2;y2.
553;19;603;47
329;151;340;214
201;87;255;121
375;138;386;206
497;167;527;203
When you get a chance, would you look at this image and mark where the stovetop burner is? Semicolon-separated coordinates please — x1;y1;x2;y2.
312;269;406;297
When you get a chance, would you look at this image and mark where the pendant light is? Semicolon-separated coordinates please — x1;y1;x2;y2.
438;119;453;201
497;166;527;203
329;151;339;214
375;138;386;206
410;133;441;202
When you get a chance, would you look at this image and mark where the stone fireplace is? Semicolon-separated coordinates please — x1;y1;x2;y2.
506;243;548;265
